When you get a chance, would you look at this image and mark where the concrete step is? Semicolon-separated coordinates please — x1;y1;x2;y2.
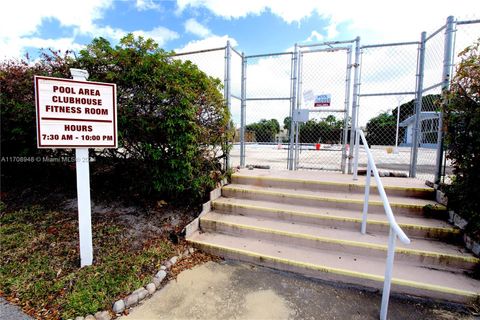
212;197;459;241
233;171;434;199
187;231;480;304
222;184;447;218
200;211;478;271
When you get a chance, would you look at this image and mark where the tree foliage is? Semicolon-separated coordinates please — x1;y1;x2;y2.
245;119;280;142
1;35;231;203
443;38;480;235
364;95;440;146
365;112;397;145
298;115;344;144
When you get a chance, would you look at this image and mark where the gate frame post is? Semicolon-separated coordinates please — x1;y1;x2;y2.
349;37;361;175
224;41;232;171
240;52;247;168
341;46;353;173
410;32;426;178
434;16;455;184
288;44;299;170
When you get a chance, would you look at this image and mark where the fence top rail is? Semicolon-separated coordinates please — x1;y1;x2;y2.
300;46;351;54
170;46;226;57
359;92;416;97
298;38;357;48
357;129;411;244
361;41;419;49
456;19;480;25
425;24;447;42
231;46;243;57
245;51;293;59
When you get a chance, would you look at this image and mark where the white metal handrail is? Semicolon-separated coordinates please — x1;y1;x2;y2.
352;129;410;320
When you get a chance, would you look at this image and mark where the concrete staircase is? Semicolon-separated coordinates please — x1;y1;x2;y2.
186;169;480;304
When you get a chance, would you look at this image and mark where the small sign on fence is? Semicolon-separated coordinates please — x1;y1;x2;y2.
314;94;331;107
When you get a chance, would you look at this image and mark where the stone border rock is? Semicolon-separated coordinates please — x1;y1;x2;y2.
448;211;480;257
432;184;479;258
71;247;196;320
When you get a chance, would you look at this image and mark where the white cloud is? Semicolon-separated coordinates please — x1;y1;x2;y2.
176;0;480;42
0;0;113;39
132;27;179;46
0;0;113;58
185;18;211;38
0;0;179;58
0;37;84;59
135;0;161;11
172;34;238;84
176;34;237;53
304;31;324;43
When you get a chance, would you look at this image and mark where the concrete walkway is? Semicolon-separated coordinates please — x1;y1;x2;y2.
0;298;33;320
122;261;473;320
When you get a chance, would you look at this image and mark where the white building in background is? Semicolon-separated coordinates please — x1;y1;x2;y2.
399;112;440;148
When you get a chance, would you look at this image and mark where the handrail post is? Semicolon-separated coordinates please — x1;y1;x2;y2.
361;160;371;234
380;227;397;320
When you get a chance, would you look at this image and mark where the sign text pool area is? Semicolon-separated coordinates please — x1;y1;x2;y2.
35;76;117;148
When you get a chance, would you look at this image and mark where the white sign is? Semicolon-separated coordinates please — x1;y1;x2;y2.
314;94;331;107
35;76;117;148
303;90;315;103
293;109;309;123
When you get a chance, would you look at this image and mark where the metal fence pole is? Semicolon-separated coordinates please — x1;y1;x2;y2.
294;51;303;170
435;16;455;184
410;32;426;178
288;44;299;170
341;47;353;173
348;37;361;174
240;52;247;168
224;41;232;171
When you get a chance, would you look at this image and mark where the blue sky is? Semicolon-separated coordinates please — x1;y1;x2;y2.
1;0;479;59
2;0;478;127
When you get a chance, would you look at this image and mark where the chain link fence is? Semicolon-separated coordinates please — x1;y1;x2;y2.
356;41;418;177
167;16;479;181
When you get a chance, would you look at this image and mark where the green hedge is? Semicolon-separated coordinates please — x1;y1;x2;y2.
0;35;231;204
443;38;480;236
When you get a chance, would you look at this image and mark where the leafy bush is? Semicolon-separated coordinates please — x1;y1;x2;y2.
74;35;231;201
1;35;231;203
0;51;78;191
443;38;480;236
0;50;73;158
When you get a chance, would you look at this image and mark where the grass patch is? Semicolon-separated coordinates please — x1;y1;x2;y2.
0;205;175;319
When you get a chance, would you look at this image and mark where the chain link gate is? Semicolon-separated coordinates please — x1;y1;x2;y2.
291;40;355;172
240;51;295;170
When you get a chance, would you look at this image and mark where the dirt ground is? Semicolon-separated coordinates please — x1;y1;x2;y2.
122;260;477;320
